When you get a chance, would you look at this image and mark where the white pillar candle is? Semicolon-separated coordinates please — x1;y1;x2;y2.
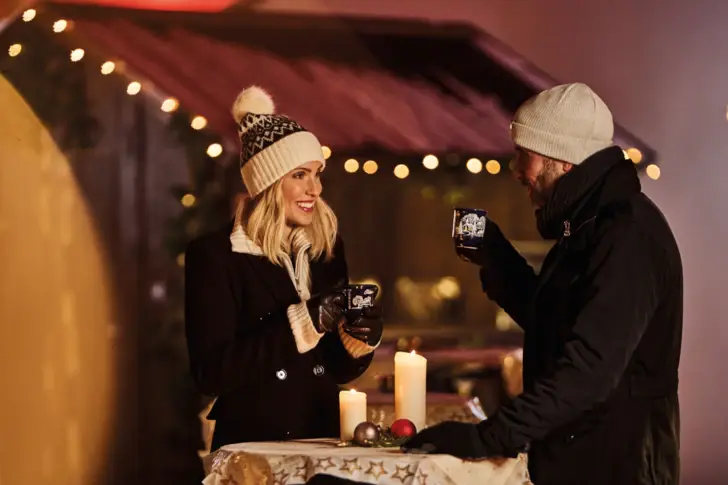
339;389;367;441
394;351;427;432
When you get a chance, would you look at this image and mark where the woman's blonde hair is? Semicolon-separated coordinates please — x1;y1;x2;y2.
241;179;338;266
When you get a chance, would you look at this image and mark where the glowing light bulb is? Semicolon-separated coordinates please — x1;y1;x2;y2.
190;116;207;130
8;44;22;57
394;164;410;179
626;148;643;164
181;194;196;207
70;48;84;62
646;164;660;180
344;159;359;173
100;61;115;75
466;158;483;174
53;20;68;33
161;98;179;113
485;159;501;175
206;143;223;158
321;146;332;160
22;9;36;22
363;160;378;175
422;154;438;170
126;82;142;95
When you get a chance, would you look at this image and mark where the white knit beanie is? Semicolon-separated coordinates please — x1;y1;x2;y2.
510;83;614;165
232;86;325;197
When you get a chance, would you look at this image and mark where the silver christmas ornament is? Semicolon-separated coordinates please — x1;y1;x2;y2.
353;421;380;446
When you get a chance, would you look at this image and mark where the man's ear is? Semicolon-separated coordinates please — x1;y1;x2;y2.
561;161;575;173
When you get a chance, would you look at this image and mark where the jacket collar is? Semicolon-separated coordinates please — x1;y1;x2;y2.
536;146;641;240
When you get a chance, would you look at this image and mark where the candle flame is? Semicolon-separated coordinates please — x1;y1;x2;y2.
349;388;357;393
410;350;417;355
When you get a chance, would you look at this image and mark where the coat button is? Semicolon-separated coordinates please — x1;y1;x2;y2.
565;434;575;443
276;369;287;380
313;365;325;376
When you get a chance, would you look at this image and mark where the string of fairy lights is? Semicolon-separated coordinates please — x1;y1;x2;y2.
9;7;226;160
340;154;505;180
8;7;661;181
338;146;659;181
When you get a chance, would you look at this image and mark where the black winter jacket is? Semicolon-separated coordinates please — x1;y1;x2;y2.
185;227;372;450
477;147;682;485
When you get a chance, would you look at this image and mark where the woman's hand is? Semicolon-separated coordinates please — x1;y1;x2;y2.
307;291;346;333
342;306;384;346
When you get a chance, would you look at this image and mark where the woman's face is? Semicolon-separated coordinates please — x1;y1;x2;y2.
281;160;324;227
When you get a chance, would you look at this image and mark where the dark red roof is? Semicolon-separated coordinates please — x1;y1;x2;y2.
40;3;657;162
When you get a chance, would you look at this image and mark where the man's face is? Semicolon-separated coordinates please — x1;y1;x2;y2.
510;147;572;208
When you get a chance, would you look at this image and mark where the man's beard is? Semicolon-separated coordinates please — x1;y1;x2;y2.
529;159;562;208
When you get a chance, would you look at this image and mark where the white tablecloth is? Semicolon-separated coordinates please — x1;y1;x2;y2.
203;439;532;485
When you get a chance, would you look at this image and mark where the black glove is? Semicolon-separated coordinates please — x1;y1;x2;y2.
455;243;488;266
402;422;488;459
307;291;346;333
341;306;383;346
403;420;520;459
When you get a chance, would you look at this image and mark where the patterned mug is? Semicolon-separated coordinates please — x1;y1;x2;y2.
452;208;488;250
342;284;379;317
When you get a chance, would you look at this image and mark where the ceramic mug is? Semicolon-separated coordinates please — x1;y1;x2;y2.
342;284;379;316
452;207;488;250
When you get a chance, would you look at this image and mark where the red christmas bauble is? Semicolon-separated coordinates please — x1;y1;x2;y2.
390;419;417;438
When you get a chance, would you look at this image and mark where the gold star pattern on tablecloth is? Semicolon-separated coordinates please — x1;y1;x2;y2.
339;458;362;475
314;457;336;472
365;460;387;479
202;440;530;485
273;469;290;485
392;464;416;483
293;464;308;479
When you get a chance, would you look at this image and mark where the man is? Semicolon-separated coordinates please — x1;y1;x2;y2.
404;83;682;485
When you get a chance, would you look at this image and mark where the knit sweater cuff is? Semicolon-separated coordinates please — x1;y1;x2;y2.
287;302;324;354
337;322;380;359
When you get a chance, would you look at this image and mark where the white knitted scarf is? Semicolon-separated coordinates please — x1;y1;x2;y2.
230;203;322;354
230;202;377;358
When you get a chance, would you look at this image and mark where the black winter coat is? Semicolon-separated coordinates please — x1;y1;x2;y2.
184;226;373;450
477;147;682;485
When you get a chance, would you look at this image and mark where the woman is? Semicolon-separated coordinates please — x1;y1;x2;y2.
185;86;383;450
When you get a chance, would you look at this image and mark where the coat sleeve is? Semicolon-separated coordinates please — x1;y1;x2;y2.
478;220;539;331
184;236;295;397
478;220;665;452
318;236;376;384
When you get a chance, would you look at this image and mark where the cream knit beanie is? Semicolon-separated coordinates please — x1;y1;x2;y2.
510;83;614;165
232;86;325;197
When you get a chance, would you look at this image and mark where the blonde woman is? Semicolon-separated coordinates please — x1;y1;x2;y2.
185;87;383;450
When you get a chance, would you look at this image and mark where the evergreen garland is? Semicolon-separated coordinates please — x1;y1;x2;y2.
164;111;233;262
0;19;101;151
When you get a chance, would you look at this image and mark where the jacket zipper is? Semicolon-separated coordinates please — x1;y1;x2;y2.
561;216;597;241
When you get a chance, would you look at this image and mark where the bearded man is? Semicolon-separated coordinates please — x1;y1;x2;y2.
405;83;682;485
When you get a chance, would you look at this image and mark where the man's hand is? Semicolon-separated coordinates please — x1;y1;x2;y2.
402;422;490;459
455;244;488;266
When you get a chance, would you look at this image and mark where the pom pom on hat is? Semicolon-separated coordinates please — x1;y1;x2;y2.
232;86;275;124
